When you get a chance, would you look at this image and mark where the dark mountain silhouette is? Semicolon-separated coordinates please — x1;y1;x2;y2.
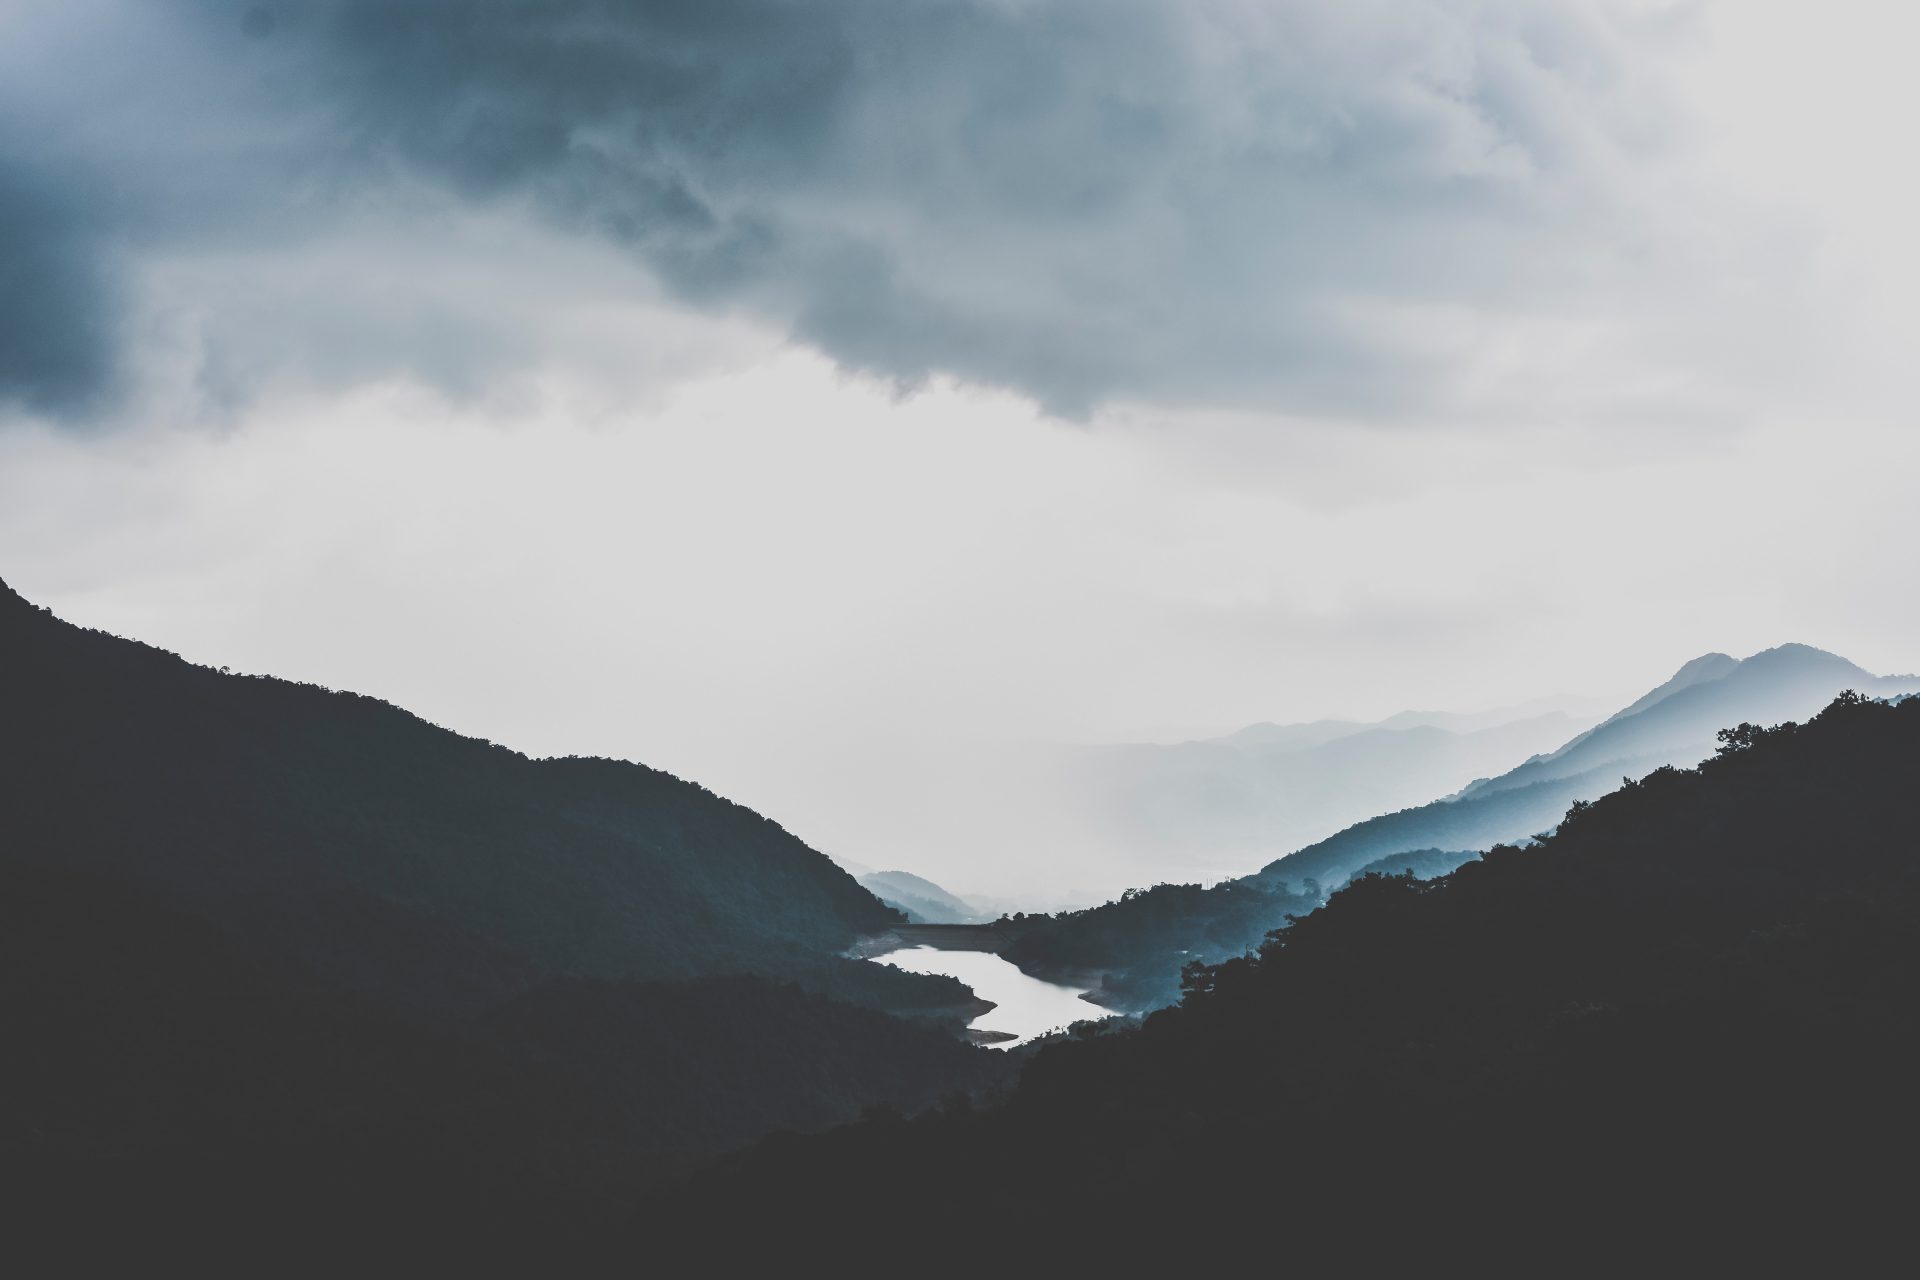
1002;878;1326;1011
0;575;1018;1269
1007;645;1920;1008
0;576;962;1014
858;869;990;924
645;692;1920;1269
11;582;1917;1269
1346;846;1481;880
2;862;1010;1271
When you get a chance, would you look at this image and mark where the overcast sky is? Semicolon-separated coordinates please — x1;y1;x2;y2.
4;1;1917;898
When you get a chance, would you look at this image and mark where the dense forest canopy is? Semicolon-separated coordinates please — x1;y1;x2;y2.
1;576;1016;1268
1006;644;1920;1009
650;692;1920;1268
0;575;959;1013
9;569;1919;1269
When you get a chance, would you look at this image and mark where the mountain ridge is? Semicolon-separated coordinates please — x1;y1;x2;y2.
647;692;1920;1269
1456;642;1892;803
1003;640;1920;1008
1052;706;1597;882
858;869;990;924
1262;640;1912;883
0;574;959;1013
0;573;1018;1222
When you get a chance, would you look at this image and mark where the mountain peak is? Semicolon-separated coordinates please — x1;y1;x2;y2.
1585;651;1739;733
1738;642;1857;668
1673;651;1738;678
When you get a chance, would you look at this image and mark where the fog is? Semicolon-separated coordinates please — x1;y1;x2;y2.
6;364;1917;900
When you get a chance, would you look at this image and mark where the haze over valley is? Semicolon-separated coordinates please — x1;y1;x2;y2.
6;1;1919;1270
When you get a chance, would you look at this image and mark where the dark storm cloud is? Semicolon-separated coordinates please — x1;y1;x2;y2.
1;0;1699;421
0;156;118;416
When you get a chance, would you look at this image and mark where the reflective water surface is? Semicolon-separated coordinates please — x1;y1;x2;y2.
870;946;1118;1047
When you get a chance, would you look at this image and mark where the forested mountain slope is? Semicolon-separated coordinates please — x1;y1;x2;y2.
1;574;1016;1267
1;862;1009;1267
657;692;1920;1268
859;869;990;923
1057;705;1591;877
0;577;949;1010
1008;645;1920;1008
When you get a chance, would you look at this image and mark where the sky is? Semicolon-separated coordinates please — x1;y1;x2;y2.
3;1;1918;900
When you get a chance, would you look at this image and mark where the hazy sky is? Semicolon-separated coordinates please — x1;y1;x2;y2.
4;2;1917;897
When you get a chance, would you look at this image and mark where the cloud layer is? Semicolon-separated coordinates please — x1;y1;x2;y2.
1;0;1748;424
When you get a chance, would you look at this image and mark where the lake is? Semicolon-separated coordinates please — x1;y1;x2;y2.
870;946;1118;1047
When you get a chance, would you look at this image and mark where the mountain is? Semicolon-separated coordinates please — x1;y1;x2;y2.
763;699;1604;911
1;861;1011;1270
858;870;989;924
647;692;1920;1269
1001;876;1327;1010
16;600;1919;1266
1213;717;1382;750
1056;705;1597;880
1373;696;1618;734
1216;696;1609;750
0;575;1018;1257
1452;643;1899;803
0;576;960;1014
1346;846;1481;880
1005;644;1920;1008
1569;650;1738;733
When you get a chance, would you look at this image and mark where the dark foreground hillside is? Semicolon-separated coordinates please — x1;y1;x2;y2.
1011;644;1920;1009
1;864;1009;1269
0;577;958;1013
653;693;1920;1268
0;577;1017;1268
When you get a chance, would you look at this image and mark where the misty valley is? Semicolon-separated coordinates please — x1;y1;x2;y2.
8;574;1919;1271
9;5;1920;1271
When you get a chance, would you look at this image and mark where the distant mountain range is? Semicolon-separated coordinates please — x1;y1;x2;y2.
858;869;993;924
1052;700;1605;881
14;567;1918;1266
1216;695;1611;749
1251;643;1920;892
650;692;1920;1269
792;697;1612;909
1007;643;1920;1008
